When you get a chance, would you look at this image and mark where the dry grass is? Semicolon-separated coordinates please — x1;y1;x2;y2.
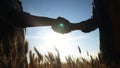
0;39;112;68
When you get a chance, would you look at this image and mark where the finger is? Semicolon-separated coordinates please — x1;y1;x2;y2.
57;17;69;23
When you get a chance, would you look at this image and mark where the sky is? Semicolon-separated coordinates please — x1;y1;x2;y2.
21;0;99;61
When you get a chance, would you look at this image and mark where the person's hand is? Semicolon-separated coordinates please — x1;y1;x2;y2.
52;17;73;34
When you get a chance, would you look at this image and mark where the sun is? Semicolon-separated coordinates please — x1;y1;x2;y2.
42;31;76;62
45;32;70;50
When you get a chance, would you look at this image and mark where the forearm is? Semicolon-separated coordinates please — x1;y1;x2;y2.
26;15;57;27
5;10;58;28
71;18;98;32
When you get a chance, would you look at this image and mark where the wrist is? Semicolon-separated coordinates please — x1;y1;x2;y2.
71;23;81;31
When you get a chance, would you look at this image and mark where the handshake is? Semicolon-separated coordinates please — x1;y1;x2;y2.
52;17;98;34
52;17;74;34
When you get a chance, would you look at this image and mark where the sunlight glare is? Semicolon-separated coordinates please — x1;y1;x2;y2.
26;27;99;62
45;32;70;50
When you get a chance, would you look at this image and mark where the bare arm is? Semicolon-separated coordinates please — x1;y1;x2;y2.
25;15;58;27
71;18;99;32
8;11;64;28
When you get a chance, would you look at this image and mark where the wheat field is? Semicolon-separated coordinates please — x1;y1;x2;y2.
0;39;112;68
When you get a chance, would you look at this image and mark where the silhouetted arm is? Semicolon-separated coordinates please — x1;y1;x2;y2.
8;11;65;28
25;14;59;27
71;18;99;32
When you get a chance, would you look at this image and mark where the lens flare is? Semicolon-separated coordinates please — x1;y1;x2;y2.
59;23;64;27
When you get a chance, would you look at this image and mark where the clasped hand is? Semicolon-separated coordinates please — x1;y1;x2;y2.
52;17;73;34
